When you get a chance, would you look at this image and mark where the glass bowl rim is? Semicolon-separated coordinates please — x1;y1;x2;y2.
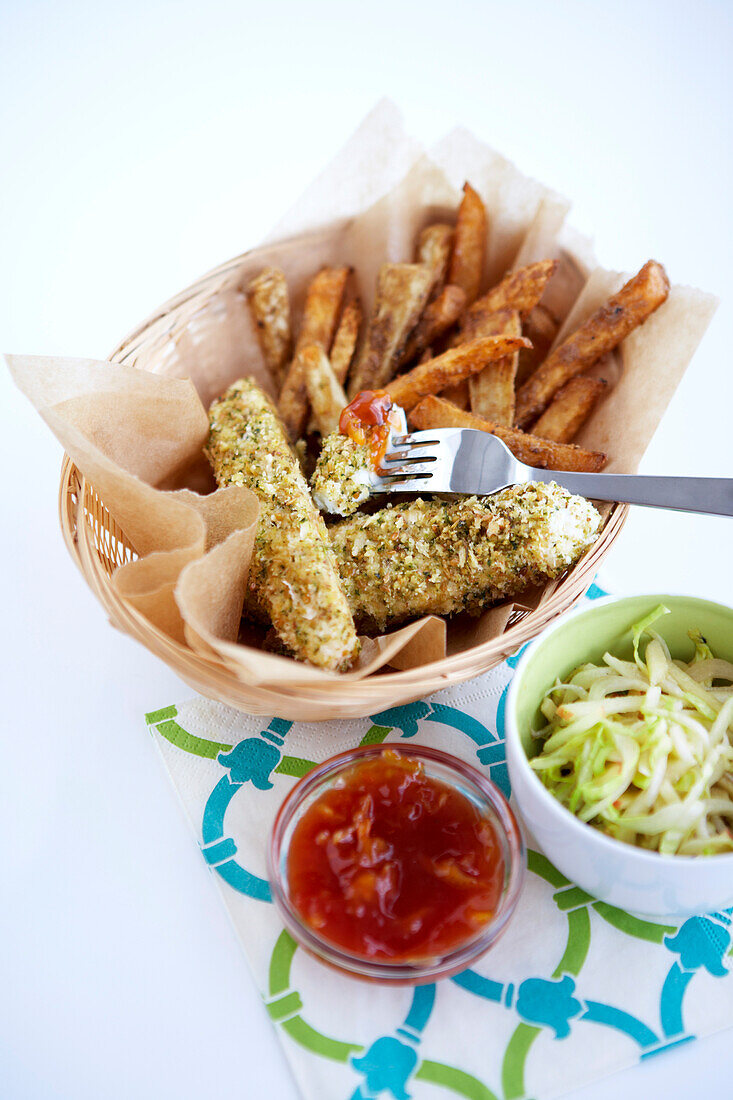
267;742;526;983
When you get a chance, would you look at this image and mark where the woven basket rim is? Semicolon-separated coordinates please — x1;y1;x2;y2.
56;245;629;709
59;454;626;691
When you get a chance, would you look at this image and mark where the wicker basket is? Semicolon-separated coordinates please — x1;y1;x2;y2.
57;250;627;720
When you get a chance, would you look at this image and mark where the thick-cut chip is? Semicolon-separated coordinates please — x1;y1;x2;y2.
467;309;520;424
447;183;487;305
279;345;312;440
246;267;291;386
347;263;434;396
531;376;607;442
295;265;351;352
385;335;529;411
410;395;607;472
330;298;362;385
279;265;350;438
442;380;469;408
458;260;557;343
303;345;348;437
399;285;467;366
416;223;454;295
515;260;670;427
516;304;559;386
470;354;519;427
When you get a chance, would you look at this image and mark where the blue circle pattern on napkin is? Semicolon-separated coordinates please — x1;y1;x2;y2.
146;581;733;1100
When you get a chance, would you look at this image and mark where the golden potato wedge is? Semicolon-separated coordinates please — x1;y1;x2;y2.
458;260;557;342
447;182;487;305
467;309;521;425
330;298;362;385
470;358;517;425
278;346;311;440
302;345;348;437
279;265;350;438
296;265;351;353
516;304;559;386
441;380;469;409
246;267;292;386
515;260;670;428
385;334;529;411
399;285;467;366
410;396;607;472
416;223;454;295
348;263;434;396
531;376;607;442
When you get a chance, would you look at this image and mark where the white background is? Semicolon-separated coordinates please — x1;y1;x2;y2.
2;1;732;1097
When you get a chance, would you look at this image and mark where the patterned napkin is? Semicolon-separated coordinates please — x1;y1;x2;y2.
145;585;733;1100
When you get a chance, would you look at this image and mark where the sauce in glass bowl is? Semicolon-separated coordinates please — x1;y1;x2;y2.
269;745;525;983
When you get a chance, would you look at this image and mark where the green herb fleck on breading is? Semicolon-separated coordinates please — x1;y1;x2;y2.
205;377;359;671
328;483;602;630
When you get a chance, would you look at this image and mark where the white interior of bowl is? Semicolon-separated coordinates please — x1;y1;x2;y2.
505;593;733;916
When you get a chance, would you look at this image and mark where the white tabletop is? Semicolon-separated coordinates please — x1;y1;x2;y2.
2;3;732;1097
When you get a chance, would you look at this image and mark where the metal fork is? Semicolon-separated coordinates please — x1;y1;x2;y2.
375;429;733;517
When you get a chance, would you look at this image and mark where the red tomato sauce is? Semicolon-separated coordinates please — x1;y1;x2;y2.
286;749;505;962
339;389;396;470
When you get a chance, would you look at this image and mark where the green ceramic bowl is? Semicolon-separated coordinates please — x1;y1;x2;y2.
505;593;733;916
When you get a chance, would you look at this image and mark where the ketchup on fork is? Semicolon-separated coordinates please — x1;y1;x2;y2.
339;390;399;471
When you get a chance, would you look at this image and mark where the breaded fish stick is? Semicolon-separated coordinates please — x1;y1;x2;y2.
329;483;601;630
205;378;359;671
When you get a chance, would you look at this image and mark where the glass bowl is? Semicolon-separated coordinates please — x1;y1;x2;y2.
268;744;526;983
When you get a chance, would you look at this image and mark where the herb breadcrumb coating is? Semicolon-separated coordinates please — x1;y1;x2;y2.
311;398;408;518
311;431;374;517
328;482;601;630
205;378;359;671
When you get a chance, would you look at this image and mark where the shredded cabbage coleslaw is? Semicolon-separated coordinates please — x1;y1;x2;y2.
530;606;733;856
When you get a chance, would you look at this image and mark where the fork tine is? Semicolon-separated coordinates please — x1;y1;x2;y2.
391;428;462;447
375;429;453;493
381;452;438;466
376;466;433;479
363;426;526;500
391;434;440;449
374;473;435;492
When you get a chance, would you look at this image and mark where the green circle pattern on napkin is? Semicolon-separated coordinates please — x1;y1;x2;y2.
145;585;733;1100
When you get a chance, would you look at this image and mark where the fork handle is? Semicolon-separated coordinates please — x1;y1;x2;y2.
532;470;733;517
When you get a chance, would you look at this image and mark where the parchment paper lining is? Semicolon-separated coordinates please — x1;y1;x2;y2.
7;102;718;687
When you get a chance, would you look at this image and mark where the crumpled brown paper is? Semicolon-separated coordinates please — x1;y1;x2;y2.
7;102;718;688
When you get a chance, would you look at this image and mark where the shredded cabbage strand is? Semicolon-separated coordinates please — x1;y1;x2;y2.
530;605;733;856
